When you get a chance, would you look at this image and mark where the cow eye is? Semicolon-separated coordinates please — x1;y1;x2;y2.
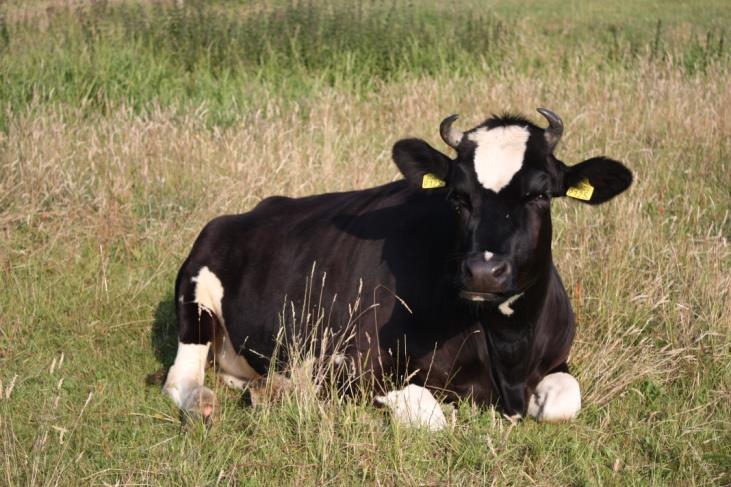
449;192;471;212
524;192;549;203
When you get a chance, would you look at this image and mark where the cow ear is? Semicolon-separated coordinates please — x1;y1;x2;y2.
559;156;632;205
392;138;451;190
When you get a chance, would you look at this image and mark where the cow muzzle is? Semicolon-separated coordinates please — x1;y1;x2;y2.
460;254;515;302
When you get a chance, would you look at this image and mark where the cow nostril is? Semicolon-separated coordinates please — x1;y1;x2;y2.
463;261;473;279
491;261;509;278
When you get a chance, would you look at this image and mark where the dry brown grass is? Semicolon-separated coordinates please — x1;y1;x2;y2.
3;61;729;383
1;56;729;483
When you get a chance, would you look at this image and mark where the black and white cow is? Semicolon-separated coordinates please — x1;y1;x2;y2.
163;109;632;427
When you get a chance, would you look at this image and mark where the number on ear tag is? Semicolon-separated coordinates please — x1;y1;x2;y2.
566;178;594;201
422;173;446;189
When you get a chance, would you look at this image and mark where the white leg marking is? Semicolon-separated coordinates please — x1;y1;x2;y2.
163;266;226;418
213;322;260;381
527;372;581;422
191;266;224;319
468;125;529;192
191;266;260;384
219;372;248;390
498;292;523;316
163;342;211;409
375;384;447;431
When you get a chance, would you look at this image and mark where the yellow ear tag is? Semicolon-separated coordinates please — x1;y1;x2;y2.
566;178;594;201
422;172;446;189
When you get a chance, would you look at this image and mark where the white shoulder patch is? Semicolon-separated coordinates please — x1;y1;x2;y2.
191;266;224;320
468;125;530;192
527;372;581;422
375;384;447;431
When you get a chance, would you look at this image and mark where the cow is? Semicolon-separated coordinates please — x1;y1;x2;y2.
162;108;632;427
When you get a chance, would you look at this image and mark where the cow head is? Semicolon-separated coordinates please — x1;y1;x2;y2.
393;109;632;307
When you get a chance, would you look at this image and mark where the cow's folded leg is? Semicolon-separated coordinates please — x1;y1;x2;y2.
375;384;448;431
163;269;220;424
181;382;219;425
219;372;248;390
527;372;581;422
164;342;219;424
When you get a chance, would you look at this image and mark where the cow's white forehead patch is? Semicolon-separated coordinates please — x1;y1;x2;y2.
468;125;530;192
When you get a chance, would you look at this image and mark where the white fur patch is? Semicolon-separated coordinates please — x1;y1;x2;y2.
213;322;259;381
219;372;247;390
527;372;581;422
375;384;447;431
163;342;211;409
191;266;224;319
483;251;494;262
468;125;529;192
192;267;260;383
498;292;523;316
166;266;259;413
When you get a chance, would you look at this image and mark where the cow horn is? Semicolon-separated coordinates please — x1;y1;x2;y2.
440;114;463;149
536;108;564;152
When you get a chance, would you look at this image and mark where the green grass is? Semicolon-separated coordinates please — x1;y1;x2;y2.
0;0;728;130
1;0;729;484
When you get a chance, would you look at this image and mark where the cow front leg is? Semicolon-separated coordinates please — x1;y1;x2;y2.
374;384;448;431
527;372;581;422
164;342;218;423
163;267;222;424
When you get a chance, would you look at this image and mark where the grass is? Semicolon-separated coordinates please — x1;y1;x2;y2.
1;0;728;130
1;0;729;484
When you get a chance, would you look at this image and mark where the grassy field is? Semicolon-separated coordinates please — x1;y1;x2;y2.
1;0;729;484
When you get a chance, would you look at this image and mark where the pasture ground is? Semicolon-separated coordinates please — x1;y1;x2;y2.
1;0;729;484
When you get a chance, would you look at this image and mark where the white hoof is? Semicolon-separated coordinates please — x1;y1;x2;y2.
375;384;447;431
528;372;581;423
181;385;219;423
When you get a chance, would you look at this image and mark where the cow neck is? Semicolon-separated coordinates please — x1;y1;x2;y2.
476;268;552;360
471;270;551;414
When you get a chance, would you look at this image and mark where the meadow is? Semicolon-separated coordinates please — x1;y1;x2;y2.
0;0;729;484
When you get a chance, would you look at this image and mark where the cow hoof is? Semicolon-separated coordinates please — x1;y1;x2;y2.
248;374;293;407
375;384;447;432
182;386;219;426
528;372;581;423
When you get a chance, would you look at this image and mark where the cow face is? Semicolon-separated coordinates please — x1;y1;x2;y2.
393;109;632;306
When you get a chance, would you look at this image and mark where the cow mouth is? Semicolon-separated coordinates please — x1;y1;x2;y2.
459;290;509;303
